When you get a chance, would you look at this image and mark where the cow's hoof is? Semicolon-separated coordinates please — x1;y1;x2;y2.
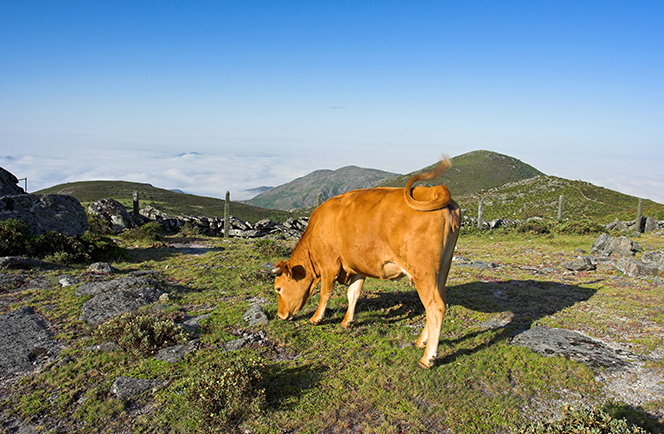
309;318;321;325
417;359;434;369
341;320;353;328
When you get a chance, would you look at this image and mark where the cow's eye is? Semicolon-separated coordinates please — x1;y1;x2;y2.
275;287;282;294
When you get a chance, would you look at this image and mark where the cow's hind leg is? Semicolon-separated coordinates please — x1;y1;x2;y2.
415;279;446;369
341;274;365;328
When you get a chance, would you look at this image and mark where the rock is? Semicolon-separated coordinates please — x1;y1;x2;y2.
0;307;64;378
0;167;26;196
153;339;200;363
179;314;211;336
644;217;659;233
590;234;641;257
455;260;498;269
615;257;663;278
605;218;620;231
110;376;168;401
88;198;136;234
75;275;157;297
84;341;123;353
642;251;664;268
0;194;88;237
511;326;638;373
58;275;79;287
79;286;163;325
254;219;277;231
0;256;45;270
562;256;596;271
242;304;268;327
224;337;250;352
0;273;28;293
87;262;116;274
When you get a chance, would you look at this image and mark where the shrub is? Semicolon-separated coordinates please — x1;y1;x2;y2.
93;311;189;357
179;354;265;433
0;218;31;256
517;220;551;235
518;405;649;434
552;219;606;235
252;238;291;259
120;222;164;243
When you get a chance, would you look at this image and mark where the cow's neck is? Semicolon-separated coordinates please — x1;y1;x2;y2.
290;234;319;279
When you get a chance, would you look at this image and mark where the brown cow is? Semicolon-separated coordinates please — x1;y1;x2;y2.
272;159;461;368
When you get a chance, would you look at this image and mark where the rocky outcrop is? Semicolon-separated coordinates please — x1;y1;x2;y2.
77;275;164;325
0;194;88;237
0;167;26;196
0;307;64;379
615;254;664;279
590;234;642;257
606;217;664;233
110;376;168;401
88;198;136;234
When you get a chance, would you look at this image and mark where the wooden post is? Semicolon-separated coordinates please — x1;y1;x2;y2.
557;194;565;220
636;198;643;233
224;191;230;239
133;191;140;216
316;192;323;207
477;199;484;229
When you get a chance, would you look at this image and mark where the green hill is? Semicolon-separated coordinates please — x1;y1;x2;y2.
35;180;291;223
379;150;543;195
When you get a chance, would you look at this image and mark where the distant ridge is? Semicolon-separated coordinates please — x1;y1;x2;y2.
246;166;400;211
35;180;290;223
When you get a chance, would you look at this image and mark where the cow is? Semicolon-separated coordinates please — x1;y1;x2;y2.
272;159;461;368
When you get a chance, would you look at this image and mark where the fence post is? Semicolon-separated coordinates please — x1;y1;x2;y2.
133;191;140;216
317;192;323;207
636;198;643;233
477;199;484;229
224;191;230;239
557;194;565;220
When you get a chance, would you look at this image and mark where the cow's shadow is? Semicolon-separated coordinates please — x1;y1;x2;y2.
334;278;598;367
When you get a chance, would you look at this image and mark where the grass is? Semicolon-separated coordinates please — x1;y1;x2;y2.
1;229;663;433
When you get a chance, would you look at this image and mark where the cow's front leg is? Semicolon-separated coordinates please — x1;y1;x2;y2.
310;276;335;325
341;274;365;328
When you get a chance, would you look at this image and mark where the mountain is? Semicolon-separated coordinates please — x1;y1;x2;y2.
246;166;400;211
378;150;544;195
35;180;291;223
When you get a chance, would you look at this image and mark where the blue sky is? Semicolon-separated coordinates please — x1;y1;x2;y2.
1;1;663;202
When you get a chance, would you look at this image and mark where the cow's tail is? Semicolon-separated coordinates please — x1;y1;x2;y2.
404;158;452;211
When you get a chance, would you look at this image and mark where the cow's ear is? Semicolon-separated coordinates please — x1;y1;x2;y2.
272;260;289;277
291;265;307;281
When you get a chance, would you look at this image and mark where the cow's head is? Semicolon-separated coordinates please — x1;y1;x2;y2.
272;259;316;320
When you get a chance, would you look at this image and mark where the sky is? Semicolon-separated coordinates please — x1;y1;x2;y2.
1;1;663;202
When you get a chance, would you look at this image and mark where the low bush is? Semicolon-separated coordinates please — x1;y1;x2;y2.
120;221;164;243
552;219;606;235
252;238;291;259
93;311;189;357
0;218;31;256
518;405;649;434
168;354;266;433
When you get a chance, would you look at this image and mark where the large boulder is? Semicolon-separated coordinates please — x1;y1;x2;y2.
0;194;88;237
0;167;26;196
88;198;135;234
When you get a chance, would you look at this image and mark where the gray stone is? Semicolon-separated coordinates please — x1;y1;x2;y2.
0;194;88;237
455;260;498;269
642;251;664;268
562;256;596;272
59;275;79;287
88;262;116;274
75;276;157;297
84;341;122;353
0;307;64;378
153;339;200;363
79;286;163;325
242;304;268;327
88;198;135;234
511;326;638;373
224;337;249;352
110;376;167;401
179;314;211;336
0;256;45;270
591;234;641;257
615;257;663;279
1;167;26;196
644;217;658;233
